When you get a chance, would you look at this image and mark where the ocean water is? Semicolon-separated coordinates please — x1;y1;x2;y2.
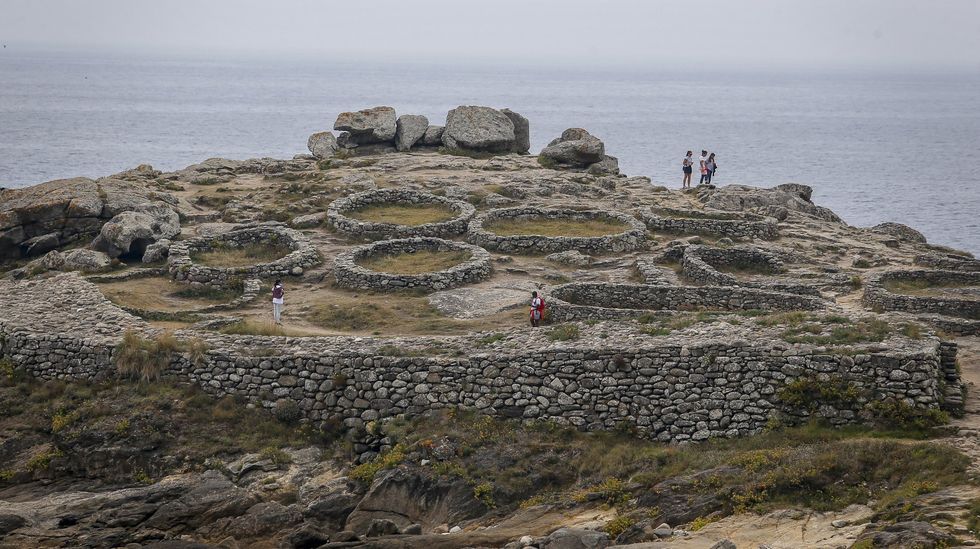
1;50;978;253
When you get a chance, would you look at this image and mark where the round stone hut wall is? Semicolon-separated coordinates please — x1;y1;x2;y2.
467;207;647;254
327;188;475;240
639;207;778;239
333;237;492;292
168;222;321;286
863;269;980;320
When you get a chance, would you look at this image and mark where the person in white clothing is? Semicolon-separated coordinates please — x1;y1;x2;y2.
272;279;284;324
698;150;708;185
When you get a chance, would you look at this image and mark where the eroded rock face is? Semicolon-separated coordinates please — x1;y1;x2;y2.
91;204;180;259
395;114;429;151
334;106;397;145
442;105;516;152
421;125;445;146
540;128;606;168
307;131;338;159
698;183;843;222
0;178;174;259
872;222;927;243
502;108;531;154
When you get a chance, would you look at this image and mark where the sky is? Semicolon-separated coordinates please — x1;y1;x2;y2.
1;0;979;71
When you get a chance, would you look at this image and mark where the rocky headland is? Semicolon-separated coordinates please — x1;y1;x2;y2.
1;105;979;548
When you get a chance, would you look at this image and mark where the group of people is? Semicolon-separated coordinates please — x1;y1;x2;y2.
681;150;718;189
270;281;548;329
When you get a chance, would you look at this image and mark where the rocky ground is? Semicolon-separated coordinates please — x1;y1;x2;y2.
2;106;979;548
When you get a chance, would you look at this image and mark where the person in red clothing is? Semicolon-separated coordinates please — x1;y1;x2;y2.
529;291;546;327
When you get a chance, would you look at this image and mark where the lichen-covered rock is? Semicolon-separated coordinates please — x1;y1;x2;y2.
91;204;180;259
442;106;516;152
501;108;530;154
142;238;172;263
421;125;444;146
540;128;605;168
853;521;954;548
307;131;338;159
872;222;927;243
334;106;397;145
587;154;620;176
698;184;842;223
395;114;429;151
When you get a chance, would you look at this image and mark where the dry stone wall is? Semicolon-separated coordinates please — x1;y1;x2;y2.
168;222;320;286
467;207;647;254
333;237;492;293
640;208;778;240
863;270;980;320
327;189;475;240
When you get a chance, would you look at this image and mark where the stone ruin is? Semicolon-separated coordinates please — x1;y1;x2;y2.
466;206;647;254
663;244;824;297
639;207;779;240
864;269;980;335
333;237;492;293
326;188;475;240
168;222;321;287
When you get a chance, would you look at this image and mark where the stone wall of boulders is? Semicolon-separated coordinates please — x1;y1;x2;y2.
914;253;980;272
639;208;779;240
664;245;823;297
467;207;647;255
327;189;475;240
1;321;953;443
863;270;980;320
333;237;492;293
168;222;320;287
548;282;827;322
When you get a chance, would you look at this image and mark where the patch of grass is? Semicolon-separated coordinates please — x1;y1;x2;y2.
884;278;978;297
191;243;286;267
477;333;507;346
868;400;948;430
754;311;808;327
852;258;872;268
115;331;178;382
99;276;238;312
219;320;314;337
778;377;864;411
603;515;636;537
781;318;890;345
849;275;863;290
537;155;559;169
548;324;581;341
689;515;716;531
348;203;456;226
349;444;407;484
356;249;471;275
26;448;64;472
900;323;923;339
260;445;293;468
474;481;496;508
486;217;630;237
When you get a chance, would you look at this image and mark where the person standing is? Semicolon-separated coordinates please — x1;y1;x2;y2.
272;279;285;325
682;151;694;188
706;153;717;184
698;150;708;185
529;291;546;327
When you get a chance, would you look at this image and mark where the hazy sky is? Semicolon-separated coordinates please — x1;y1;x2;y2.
1;0;979;71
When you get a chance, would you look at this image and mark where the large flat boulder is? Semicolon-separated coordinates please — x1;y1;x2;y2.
0;178;176;260
697;183;843;222
540;128;605;167
307;131;338;159
442;106;516;153
91;204;180;259
334;106;397;145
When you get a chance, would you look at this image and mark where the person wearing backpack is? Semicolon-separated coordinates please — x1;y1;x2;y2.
272;279;285;324
706;153;717;184
530;291;546;327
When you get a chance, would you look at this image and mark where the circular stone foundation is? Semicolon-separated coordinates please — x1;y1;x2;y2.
327;189;475;240
863;269;980;320
168;222;321;286
639;207;778;239
334;237;492;292
467;207;647;254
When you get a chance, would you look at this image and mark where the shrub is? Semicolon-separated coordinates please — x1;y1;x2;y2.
778;377;864;411
477;333;506;346
868;399;948;430
115;331;178;383
603;515;636;538
849;275;863;289
26;448;64;472
132;468;152;484
349;444;407;484
473;481;496;508
259;445;293;468
274;400;302;424
853;258;872;268
548;324;581;341
689;515;716;531
50;410;78;433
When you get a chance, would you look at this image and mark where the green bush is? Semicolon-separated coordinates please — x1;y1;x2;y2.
349;444;407;484
868;399;948;430
778;377;864;410
548;324;581;341
274;400;302;424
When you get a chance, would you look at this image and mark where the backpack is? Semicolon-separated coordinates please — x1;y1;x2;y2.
272;285;284;299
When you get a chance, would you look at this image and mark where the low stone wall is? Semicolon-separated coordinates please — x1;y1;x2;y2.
168;222;320;286
914;253;980;272
327;189;475;240
670;245;822;297
548;282;826;322
467;207;647;255
333;237;492;293
863;270;980;320
639;207;778;240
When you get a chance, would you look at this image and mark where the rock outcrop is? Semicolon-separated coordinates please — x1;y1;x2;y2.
540;128;618;174
872;222;928;243
91;204;180;259
395;114;429;151
421;125;445;146
307;131;338;159
442;105;516;152
502;108;531;154
698;183;843;222
0;177;176;259
334;106;398;146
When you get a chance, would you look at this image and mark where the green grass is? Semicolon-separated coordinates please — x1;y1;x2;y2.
548;324;581;341
115;331;179;382
218;320;315;337
781;318;890;345
191;243;286;267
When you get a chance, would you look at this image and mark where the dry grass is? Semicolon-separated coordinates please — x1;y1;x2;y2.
191;243;285;267
305;291;520;335
884;278;979;298
348;203;457;226
486;217;629;237
115;331;178;382
356;250;472;275
219;319;317;337
99;277;237;312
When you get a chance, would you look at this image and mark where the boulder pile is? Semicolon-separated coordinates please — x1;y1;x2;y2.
539;128;619;175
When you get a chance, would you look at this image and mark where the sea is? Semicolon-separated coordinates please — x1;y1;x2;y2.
1;50;978;254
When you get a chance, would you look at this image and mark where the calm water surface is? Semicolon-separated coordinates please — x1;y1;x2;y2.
1;51;977;253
